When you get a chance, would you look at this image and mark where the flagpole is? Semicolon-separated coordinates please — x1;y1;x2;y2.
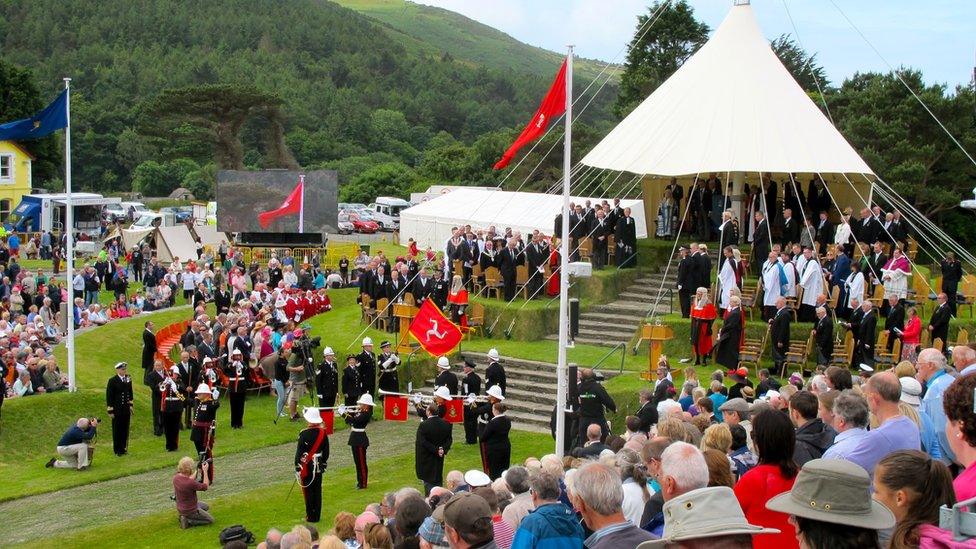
298;174;305;233
64;77;76;393
555;47;572;459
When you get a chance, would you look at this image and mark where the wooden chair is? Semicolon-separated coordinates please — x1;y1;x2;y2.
740;284;759;321
868;284;885;308
483;267;503;299
782;332;814;377
374;298;390;331
830;331;854;368
402;292;416;306
452;259;463;277
247;366;273;396
959;277;976;319
957;329;970;346
739;326;769;373
578;237;593;263
607;235;616;263
934;337;945;352
466;302;485;338
515;265;529;299
361;295;376;324
471;264;483;292
920;329;931;349
875;338;902;368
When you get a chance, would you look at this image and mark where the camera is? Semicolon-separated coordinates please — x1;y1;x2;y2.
89;416;101;425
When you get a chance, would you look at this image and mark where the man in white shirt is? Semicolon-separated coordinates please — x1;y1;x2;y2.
761;252;782;321
798;248;824;322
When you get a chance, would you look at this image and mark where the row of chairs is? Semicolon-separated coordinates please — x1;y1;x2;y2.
360;294;486;338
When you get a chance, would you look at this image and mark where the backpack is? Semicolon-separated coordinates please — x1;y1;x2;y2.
218;524;255;545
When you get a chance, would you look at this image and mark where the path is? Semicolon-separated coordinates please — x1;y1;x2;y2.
0;421;409;545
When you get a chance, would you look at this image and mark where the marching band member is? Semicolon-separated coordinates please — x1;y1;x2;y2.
461;360;482;444
342;393;374;489
434;356;459;395
224;348;247;429
484;348;506;396
472;385;505;474
295;407;329;523
191;383;219;483
357;337;377;398
316;347;339;408
342;355;361;406
160;366;186;451
377;341;400;397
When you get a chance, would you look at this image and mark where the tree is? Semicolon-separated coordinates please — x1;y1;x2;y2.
614;1;709;118
340;162;419;204
138;84;297;170
0;58;60;181
771;34;829;94
131;160;170;196
831;70;976;218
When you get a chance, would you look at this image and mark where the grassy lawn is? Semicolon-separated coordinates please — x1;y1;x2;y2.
16;430;554;549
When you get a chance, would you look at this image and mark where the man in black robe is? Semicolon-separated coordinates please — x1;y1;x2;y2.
715;298;743;369
415;404;452;495
614;207;638;268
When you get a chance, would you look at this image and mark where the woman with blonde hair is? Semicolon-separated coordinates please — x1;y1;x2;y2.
616;448;650;526
690;287;717;365
701;423;733;454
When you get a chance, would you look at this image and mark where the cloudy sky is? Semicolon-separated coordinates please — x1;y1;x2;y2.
417;0;975;87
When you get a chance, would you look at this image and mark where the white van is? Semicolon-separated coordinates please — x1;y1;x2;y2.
368;197;411;231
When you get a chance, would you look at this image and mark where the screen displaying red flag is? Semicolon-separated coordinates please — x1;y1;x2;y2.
258;176;304;229
384;395;409;422
320;409;335;435
444;399;465;424
408;299;463;356
493;59;568;170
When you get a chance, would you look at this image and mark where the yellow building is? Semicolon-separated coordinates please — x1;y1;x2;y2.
0;140;33;223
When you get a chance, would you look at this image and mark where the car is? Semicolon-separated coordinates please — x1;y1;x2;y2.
159;206;193;223
337;213;355;234
103;203;126;222
347;212;379;234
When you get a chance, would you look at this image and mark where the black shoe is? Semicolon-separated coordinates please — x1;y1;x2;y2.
45;458;56;468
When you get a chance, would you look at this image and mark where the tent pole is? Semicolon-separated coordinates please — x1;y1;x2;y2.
555;46;573;460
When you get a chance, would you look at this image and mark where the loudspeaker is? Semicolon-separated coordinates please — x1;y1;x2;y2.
569;298;579;339
567;364;578;408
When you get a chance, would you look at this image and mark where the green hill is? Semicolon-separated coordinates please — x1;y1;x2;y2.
334;0;617;82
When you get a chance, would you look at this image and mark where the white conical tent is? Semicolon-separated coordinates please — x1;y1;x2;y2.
581;3;873;177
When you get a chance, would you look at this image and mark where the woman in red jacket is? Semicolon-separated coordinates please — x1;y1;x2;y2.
898;306;921;363
690;288;717;365
733;409;799;549
447;274;469;330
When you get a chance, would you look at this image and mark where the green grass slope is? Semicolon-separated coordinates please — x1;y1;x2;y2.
334;0;618;82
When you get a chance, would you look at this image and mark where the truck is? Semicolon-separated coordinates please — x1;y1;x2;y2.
9;193;122;236
368;196;411;231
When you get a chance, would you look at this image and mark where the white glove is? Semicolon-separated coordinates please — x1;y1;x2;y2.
337;405;347;415
392;355;400;365
465;394;476;405
211;388;220;400
411;394;422;405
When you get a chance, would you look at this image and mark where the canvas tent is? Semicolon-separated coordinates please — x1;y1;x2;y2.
399;188;645;249
580;2;874;230
192;224;229;249
118;225;197;263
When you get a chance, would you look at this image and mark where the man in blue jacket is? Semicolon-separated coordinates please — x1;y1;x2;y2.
511;473;583;549
46;417;98;470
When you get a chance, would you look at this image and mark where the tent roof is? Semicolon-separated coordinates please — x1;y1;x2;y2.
581;4;873;177
192;224;228;248
156;225;198;264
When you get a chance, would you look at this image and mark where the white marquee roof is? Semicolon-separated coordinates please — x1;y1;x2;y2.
399;188;646;249
581;3;873;177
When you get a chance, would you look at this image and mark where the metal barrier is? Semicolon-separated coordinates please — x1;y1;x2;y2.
590;342;629;375
236;242;362;270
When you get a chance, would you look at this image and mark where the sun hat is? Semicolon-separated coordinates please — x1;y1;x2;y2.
765;458;895;530
899;377;923;407
638;486;779;547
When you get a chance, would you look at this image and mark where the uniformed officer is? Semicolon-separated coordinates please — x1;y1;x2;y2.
295;407;330;523
484;348;506;396
190;383;219;482
106;362;134;456
416;386;452;419
471;385;505;474
460;360;482;444
316;347;339;408
342;355;361;406
224;348;248;428
159;366;185;452
376;341;400;396
433;356;459;395
415;402;452;495
357;338;377;398
343;393;374;489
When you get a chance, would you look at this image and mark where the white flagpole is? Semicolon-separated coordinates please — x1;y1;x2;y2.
555;47;572;459
64;77;76;392
298;174;305;233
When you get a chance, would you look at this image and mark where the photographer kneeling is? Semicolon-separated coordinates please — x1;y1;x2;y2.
46;417;98;470
173;456;213;529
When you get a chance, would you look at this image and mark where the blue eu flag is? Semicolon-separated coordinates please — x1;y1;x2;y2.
0;90;68;141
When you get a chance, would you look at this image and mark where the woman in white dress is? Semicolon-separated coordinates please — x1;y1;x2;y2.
834;212;853;248
718;246;737;311
844;261;866;310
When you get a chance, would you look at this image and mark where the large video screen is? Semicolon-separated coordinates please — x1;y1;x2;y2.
216;170;338;233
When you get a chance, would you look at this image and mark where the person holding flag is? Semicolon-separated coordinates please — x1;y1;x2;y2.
295;406;329;523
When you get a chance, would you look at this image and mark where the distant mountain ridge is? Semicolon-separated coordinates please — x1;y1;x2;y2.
334;0;618;81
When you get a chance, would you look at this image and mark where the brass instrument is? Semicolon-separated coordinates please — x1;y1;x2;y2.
158;378;186;401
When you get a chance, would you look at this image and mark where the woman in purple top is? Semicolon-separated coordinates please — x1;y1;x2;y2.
943;374;976;502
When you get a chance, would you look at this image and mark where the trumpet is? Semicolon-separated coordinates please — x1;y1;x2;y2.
306;405;364;415
379;389;435;407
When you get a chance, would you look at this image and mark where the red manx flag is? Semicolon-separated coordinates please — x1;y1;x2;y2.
444;399;465;424
408;299;463;357
320;409;335;435
384;395;409;422
258;178;304;229
493;59;568;170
